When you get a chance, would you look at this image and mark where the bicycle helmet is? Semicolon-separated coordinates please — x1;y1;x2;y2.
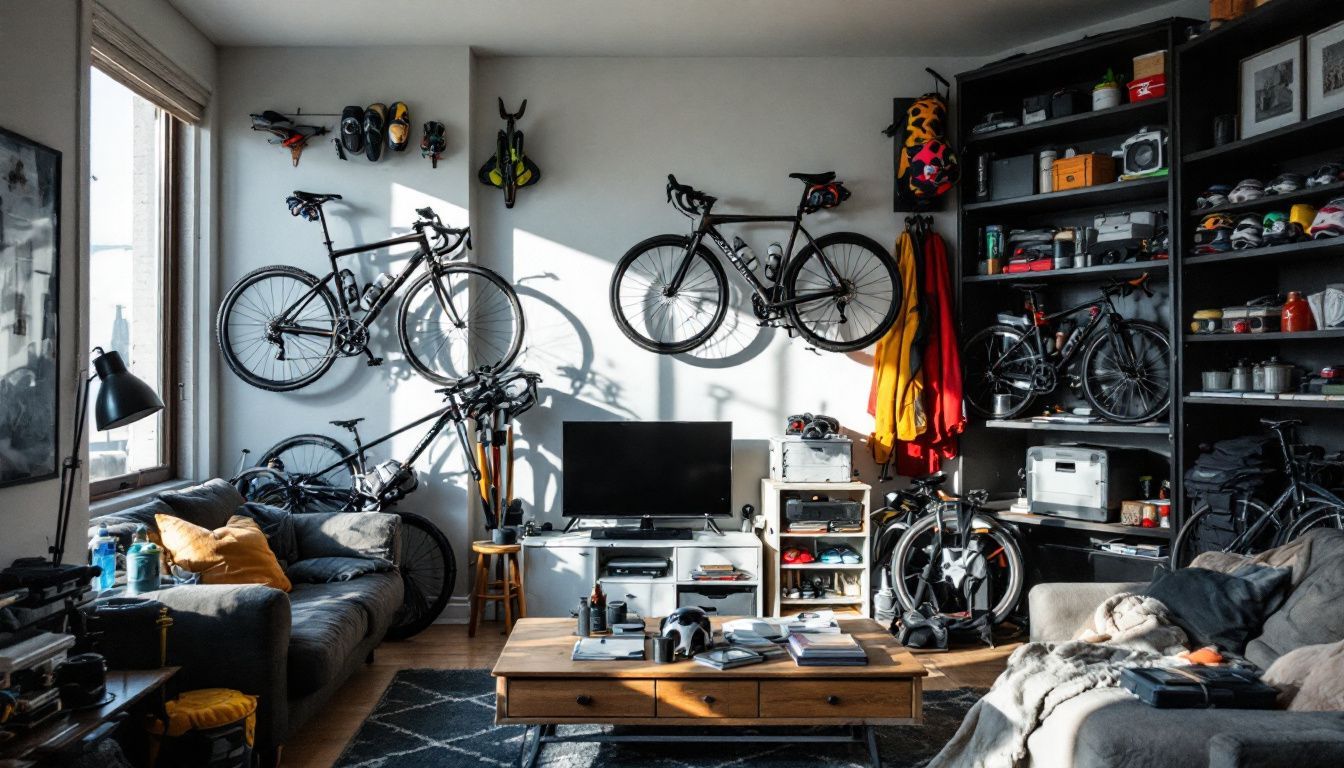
1228;178;1265;203
1231;214;1264;250
421;121;447;167
1308;163;1344;187
906;139;960;199
660;607;713;658
1309;197;1344;239
1291;203;1319;239
1192;213;1235;254
1262;211;1294;246
1195;184;1232;210
1266;172;1306;195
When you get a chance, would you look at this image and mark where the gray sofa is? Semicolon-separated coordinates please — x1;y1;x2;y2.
1025;528;1344;768
90;479;403;765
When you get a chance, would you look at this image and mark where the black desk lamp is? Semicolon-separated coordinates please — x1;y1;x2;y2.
50;347;164;565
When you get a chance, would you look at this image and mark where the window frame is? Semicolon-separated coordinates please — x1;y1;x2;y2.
88;110;180;501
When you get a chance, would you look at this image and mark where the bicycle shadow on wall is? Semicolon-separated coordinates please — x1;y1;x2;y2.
670;276;774;369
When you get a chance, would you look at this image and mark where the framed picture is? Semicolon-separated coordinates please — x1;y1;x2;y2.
1307;20;1344;118
0;125;61;488
1240;38;1304;139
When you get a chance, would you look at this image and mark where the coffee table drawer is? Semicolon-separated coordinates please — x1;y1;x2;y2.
759;680;913;720
656;680;758;718
507;679;655;718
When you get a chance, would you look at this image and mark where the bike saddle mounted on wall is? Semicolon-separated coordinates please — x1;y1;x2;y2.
478;98;541;208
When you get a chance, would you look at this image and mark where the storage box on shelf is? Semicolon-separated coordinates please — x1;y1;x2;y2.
760;479;871;618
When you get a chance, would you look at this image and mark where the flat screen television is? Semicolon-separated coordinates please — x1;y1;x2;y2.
562;421;731;520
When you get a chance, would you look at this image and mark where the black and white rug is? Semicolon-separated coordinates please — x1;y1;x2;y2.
334;669;979;768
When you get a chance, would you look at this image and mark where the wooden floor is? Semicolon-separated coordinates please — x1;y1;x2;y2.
283;621;1020;768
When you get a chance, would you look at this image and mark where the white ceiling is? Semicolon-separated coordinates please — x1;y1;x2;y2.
168;0;1174;57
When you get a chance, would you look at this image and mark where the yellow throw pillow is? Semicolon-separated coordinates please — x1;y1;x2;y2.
155;514;292;592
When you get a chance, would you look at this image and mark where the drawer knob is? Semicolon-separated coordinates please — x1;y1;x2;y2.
701;695;716;704
826;695;840;706
576;695;593;706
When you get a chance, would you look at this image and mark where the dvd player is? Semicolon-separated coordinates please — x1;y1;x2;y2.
591;527;692;540
605;556;671;577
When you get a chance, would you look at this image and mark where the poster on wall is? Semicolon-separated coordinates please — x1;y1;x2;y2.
0;125;61;488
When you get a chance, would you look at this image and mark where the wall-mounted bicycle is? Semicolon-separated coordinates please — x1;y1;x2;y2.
609;173;900;354
216;192;525;391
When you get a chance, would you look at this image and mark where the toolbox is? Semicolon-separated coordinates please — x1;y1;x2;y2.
1120;666;1277;709
1052;153;1117;192
1128;74;1167;103
990;154;1037;200
769;436;852;483
1026;445;1147;522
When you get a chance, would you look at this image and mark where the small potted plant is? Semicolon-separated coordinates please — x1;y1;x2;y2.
1093;68;1123;111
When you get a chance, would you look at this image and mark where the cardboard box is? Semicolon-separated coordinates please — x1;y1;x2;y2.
1052;154;1117;192
1132;50;1167;79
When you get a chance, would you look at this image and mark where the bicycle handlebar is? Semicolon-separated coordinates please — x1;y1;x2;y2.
666;174;716;217
1105;272;1154;299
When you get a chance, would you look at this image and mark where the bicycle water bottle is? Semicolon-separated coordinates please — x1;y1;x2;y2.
765;243;783;280
731;236;758;271
126;525;162;595
361;272;394;308
90;525;117;592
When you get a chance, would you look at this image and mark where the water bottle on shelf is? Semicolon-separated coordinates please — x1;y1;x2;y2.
126;524;162;595
764;243;784;281
731;236;758;271
361;272;394;308
90;524;117;592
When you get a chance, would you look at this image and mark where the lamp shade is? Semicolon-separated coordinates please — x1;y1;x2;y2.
92;349;164;431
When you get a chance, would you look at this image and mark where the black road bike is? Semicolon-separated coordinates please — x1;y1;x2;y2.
1172;418;1344;568
216;192;525;391
232;368;541;639
962;274;1171;424
609;173;901;353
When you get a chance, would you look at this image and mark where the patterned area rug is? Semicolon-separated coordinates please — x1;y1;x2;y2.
334;669;979;768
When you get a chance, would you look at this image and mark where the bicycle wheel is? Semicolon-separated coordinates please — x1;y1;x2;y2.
782;232;900;352
399;263;525;384
1283;496;1344;541
1170;498;1273;569
891;509;1024;625
233;466;357;514
257;434;355;488
1080;319;1171;424
387;511;456;640
961;325;1039;420
609;234;728;354
217;265;338;392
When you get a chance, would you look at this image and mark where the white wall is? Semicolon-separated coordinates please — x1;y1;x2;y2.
215;45;477;602
470;55;978;528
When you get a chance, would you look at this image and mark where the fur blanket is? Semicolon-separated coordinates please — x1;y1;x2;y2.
927;594;1189;768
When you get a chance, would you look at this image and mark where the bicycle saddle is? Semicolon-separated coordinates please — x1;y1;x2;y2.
292;190;343;204
913;473;948;489
789;171;836;185
1260;418;1302;430
1009;282;1047;292
330;418;365;430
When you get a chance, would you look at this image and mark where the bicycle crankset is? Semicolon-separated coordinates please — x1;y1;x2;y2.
334;317;370;356
751;293;787;326
1030;361;1057;392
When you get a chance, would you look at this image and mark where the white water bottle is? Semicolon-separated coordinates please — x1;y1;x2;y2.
361;272;394;307
765;243;784;280
731;236;758;271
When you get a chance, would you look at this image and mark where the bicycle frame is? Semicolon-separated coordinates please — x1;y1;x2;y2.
987;291;1124;384
666;191;847;309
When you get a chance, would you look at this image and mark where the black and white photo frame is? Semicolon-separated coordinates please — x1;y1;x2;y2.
1240;38;1304;139
1307;20;1344;119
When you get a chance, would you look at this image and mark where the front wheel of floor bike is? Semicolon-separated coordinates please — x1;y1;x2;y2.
609;234;728;354
398;263;525;384
387;512;456;640
782;232;901;352
216;265;339;392
891;509;1024;625
1080;319;1171;424
1169;498;1274;569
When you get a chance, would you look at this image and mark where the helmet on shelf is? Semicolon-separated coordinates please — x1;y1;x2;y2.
1308;163;1344;187
1228;178;1265;204
1196;184;1232;210
1266;172;1306;195
1231;214;1264;250
1290;203;1319;239
660;606;713;658
1192;213;1235;255
1261;211;1294;246
1309;198;1344;239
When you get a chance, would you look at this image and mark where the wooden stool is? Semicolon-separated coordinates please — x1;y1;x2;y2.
469;541;526;637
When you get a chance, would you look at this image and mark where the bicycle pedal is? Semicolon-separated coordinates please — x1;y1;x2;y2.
366;356;384;367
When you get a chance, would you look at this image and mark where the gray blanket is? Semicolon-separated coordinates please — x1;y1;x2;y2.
927;594;1189;768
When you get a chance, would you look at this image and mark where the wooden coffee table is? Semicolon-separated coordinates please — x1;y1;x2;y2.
492;616;926;767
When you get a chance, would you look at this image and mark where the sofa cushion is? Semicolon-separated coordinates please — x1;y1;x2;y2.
90;498;175;549
159;479;246;531
1263;638;1344;711
293;513;398;562
1247;529;1344;669
1144;564;1290;654
288;556;393;584
287;582;373;695
232;502;299;568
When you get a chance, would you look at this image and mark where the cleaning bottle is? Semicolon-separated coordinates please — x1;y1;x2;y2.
126;524;162;595
90;525;117;592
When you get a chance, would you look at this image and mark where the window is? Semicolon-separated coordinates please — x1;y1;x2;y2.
88;67;177;496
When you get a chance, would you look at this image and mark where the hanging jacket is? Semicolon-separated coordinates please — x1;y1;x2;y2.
868;230;925;464
894;228;965;476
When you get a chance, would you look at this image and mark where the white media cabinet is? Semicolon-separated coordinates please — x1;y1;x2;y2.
762;479;872;617
520;530;764;619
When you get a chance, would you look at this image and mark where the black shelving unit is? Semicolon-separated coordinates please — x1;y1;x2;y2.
1173;0;1344;524
955;18;1194;585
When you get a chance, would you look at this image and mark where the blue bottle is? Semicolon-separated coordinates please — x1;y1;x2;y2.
90;524;118;592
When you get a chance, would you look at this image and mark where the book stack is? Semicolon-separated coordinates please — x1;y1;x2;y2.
1099;541;1169;559
786;632;868;666
786;520;828;533
571;635;645;661
691;563;749;581
693;647;766;670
